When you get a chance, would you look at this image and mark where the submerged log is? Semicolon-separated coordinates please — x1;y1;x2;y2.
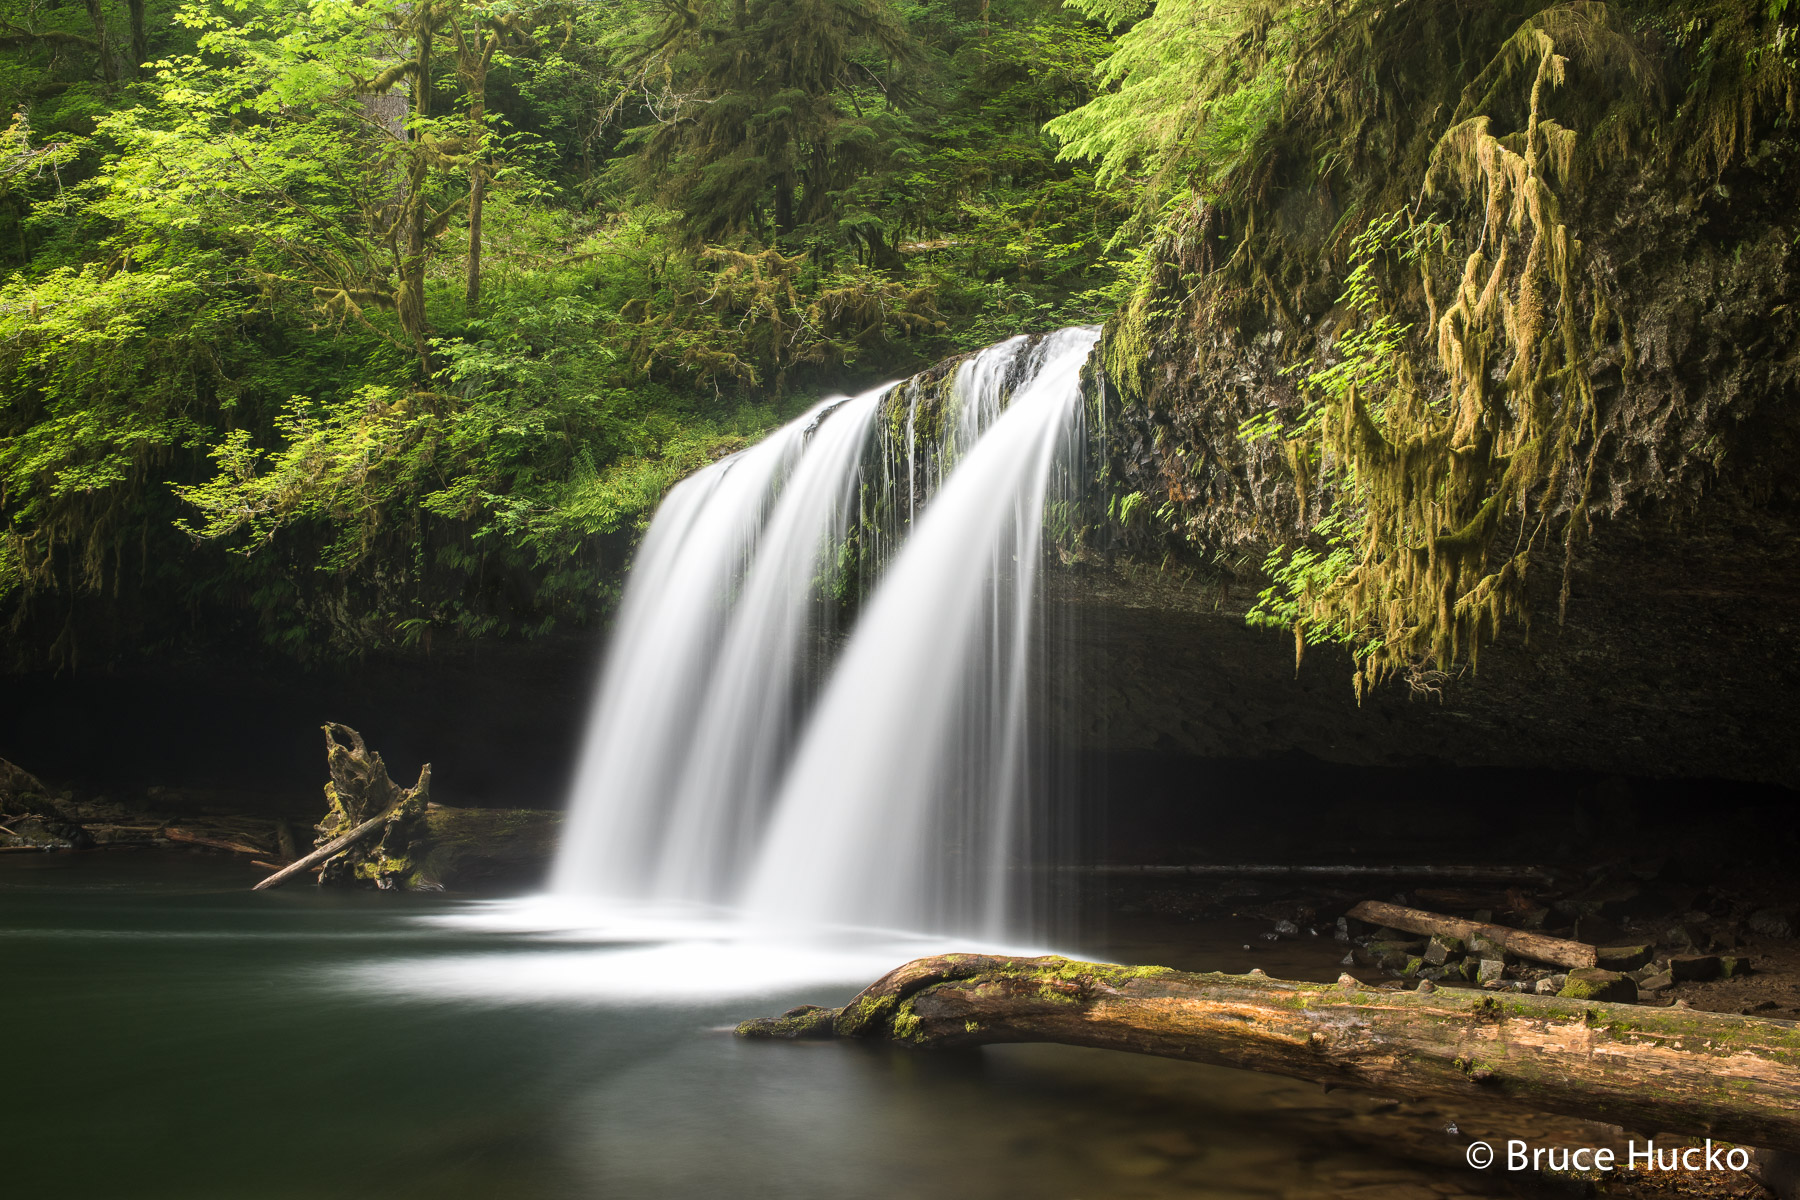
163;827;268;856
1347;899;1598;970
739;955;1800;1154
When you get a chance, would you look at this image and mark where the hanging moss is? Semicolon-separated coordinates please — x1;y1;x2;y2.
1080;0;1800;692
1244;6;1667;687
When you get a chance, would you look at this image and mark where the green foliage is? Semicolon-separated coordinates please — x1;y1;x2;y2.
0;0;1135;663
1046;0;1313;212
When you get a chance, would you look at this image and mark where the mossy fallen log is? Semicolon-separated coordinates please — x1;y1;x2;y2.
739;955;1800;1154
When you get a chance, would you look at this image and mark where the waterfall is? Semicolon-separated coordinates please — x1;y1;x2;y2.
551;327;1099;941
549;389;882;900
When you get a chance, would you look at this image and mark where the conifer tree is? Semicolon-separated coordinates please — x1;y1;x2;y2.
632;0;919;246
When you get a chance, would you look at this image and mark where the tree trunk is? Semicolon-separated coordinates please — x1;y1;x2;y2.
127;0;146;76
81;0;116;85
739;954;1800;1154
464;128;485;309
460;29;497;310
400;24;434;377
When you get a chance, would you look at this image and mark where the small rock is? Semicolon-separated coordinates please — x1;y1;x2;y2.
1535;977;1560;995
1424;934;1463;966
1511;906;1551;930
1637;972;1674;993
1416;979;1436;993
1559;968;1637;1003
1748;909;1795;939
1467;935;1510;962
1273;918;1300;936
1477;958;1507;985
1368;938;1426;955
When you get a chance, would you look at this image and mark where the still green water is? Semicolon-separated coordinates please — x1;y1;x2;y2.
4;852;1597;1199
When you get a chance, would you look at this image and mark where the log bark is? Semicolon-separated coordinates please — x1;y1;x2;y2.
739;955;1800;1154
251;813;388;891
1348;899;1596;969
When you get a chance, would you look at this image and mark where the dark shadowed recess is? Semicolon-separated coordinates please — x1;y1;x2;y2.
1084;750;1799;872
2;624;1791;888
0;636;600;815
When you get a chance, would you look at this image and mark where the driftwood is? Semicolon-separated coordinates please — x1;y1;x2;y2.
251;813;390;890
1348;899;1601;970
740;955;1800;1154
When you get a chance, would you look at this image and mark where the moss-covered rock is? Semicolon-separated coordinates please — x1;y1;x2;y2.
1559;968;1637;1003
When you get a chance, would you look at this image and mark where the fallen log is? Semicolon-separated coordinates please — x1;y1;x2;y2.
1066;864;1552;883
251;812;389;891
740;955;1800;1154
1348;899;1597;970
163;827;268;857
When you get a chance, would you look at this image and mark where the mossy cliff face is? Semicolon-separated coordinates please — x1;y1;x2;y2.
1073;2;1800;784
1103;150;1800;569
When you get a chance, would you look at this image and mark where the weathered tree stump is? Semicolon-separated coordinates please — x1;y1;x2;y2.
740;954;1800;1154
252;724;428;890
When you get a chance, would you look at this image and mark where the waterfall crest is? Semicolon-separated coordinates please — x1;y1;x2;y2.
551;327;1099;940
